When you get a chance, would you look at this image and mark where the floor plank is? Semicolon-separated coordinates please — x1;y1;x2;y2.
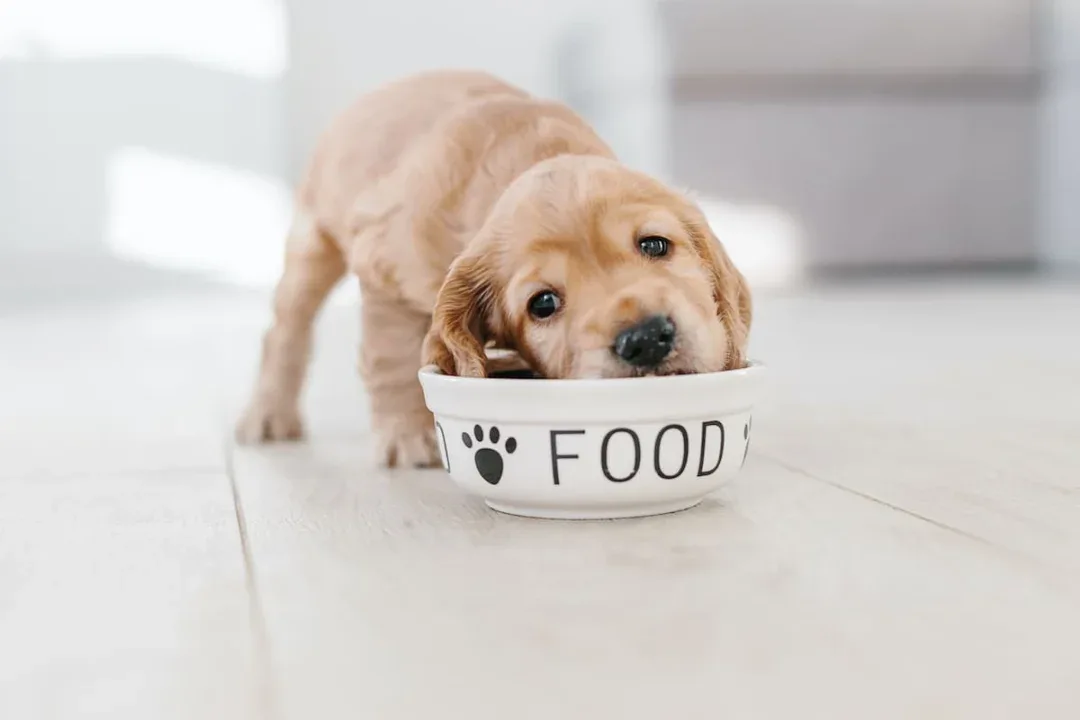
5;278;1080;719
0;471;262;720
232;442;1080;720
0;297;253;478
749;281;1080;575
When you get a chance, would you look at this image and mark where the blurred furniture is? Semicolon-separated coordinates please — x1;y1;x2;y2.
1040;0;1080;267
565;0;1044;272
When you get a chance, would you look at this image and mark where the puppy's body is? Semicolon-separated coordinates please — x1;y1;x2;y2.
300;71;612;309
237;70;751;467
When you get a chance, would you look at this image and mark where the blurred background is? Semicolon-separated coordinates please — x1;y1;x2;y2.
2;0;1077;306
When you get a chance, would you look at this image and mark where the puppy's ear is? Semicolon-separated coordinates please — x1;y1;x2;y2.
423;251;501;378
688;220;753;369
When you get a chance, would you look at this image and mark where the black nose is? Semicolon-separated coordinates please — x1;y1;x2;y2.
612;315;676;368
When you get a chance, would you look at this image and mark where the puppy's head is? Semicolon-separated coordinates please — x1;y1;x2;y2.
423;155;752;379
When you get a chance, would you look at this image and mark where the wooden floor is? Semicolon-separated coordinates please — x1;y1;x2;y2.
2;278;1079;719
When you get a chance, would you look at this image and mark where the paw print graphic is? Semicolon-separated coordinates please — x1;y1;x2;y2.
461;424;517;485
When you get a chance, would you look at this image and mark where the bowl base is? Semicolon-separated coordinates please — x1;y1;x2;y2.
484;496;704;521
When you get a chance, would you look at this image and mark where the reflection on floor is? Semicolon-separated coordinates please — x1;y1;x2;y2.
2;277;1079;719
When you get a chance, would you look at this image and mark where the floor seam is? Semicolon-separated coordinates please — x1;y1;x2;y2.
758;451;1003;548
225;439;283;720
759;451;1080;599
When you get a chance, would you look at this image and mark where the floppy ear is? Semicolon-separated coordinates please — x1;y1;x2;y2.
689;221;753;369
422;251;501;378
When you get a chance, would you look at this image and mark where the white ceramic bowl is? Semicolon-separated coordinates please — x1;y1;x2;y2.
418;362;765;520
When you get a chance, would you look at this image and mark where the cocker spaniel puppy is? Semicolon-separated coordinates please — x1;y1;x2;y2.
236;70;751;468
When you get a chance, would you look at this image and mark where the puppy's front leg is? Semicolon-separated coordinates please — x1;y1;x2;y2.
236;219;345;443
359;292;440;468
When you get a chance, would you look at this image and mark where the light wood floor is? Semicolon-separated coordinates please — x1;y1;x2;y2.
2;278;1079;719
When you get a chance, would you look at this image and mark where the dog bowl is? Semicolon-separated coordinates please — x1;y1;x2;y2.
417;361;765;519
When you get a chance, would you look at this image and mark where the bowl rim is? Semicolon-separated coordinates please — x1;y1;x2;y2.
418;360;766;423
418;359;765;389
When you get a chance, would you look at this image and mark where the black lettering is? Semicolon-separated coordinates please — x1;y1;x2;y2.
600;428;641;482
434;421;450;472
696;421;725;476
549;430;585;485
654;424;689;479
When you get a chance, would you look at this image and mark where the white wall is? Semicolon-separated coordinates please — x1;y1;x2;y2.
0;0;634;287
3;0;1075;289
0;0;291;286
281;0;645;180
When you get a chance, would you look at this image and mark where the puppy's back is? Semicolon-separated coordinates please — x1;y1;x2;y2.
298;71;528;243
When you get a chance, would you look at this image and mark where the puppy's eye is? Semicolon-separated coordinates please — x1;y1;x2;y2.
527;290;561;320
638;235;670;258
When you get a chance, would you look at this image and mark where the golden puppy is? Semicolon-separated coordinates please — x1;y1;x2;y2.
236;70;752;467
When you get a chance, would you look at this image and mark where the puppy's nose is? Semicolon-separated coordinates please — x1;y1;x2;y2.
612;315;676;368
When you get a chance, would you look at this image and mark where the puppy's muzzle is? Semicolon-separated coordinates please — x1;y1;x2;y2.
612;315;676;368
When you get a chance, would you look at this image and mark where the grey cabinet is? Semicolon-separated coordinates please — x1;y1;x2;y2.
563;0;1044;271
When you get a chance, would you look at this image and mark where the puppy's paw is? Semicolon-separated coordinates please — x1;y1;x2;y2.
378;422;441;469
235;397;305;444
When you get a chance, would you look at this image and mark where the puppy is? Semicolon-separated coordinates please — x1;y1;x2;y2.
236;70;752;467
